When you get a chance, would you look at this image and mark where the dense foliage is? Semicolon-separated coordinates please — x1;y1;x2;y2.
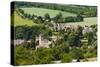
14;24;97;65
14;25;52;40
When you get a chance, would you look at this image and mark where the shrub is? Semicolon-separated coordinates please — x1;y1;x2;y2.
69;48;84;59
84;52;96;58
61;53;72;63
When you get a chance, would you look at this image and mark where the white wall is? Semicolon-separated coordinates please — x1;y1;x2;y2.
0;0;99;67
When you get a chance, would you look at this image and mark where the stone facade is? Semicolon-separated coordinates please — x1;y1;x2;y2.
14;39;25;46
36;34;51;49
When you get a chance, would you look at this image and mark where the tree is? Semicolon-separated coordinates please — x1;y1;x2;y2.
35;48;54;64
76;14;83;21
44;13;50;20
18;8;24;14
84;32;94;46
14;45;34;65
69;48;84;59
60;43;69;53
52;46;62;60
27;14;32;19
64;16;74;22
54;12;63;23
34;16;44;24
87;32;94;45
67;30;81;47
67;31;76;47
76;25;83;36
32;14;35;19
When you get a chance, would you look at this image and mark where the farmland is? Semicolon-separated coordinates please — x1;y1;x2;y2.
21;7;76;18
12;11;38;26
65;17;97;26
13;9;97;27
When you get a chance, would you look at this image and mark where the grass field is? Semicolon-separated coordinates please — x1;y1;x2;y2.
21;7;76;18
12;11;38;26
13;7;97;27
64;17;97;26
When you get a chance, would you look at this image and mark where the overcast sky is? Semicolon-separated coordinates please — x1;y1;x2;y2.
16;0;98;6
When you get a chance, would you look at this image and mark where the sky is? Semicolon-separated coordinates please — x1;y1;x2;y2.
14;0;98;6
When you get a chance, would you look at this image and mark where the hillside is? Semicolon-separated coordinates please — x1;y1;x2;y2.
21;7;76;18
11;10;97;27
11;6;97;27
11;11;38;26
65;17;97;26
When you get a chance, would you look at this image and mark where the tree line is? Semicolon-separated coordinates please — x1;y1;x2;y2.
13;1;97;17
17;8;84;23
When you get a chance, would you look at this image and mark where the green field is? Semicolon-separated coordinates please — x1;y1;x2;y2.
12;11;38;26
21;7;76;18
13;7;97;27
65;17;97;26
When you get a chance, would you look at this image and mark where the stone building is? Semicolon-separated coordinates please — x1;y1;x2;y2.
36;34;52;49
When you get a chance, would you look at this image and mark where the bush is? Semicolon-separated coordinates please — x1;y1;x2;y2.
84;52;96;58
61;53;72;63
34;48;54;64
69;48;84;59
14;45;34;65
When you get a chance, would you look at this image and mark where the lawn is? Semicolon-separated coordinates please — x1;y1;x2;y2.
21;7;76;18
